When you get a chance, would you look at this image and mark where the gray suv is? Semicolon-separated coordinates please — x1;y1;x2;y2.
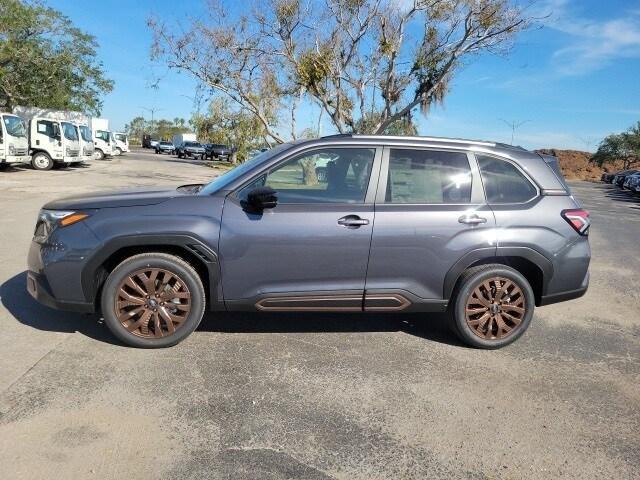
27;135;591;349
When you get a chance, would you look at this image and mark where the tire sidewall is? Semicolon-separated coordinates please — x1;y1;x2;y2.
95;149;104;160
454;266;534;349
101;255;206;348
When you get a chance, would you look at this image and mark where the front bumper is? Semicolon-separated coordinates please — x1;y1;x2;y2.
3;155;30;164
27;271;94;313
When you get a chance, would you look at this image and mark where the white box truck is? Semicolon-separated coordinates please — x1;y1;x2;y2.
113;132;129;155
90;118;113;160
13;106;82;170
172;133;197;148
0;112;30;168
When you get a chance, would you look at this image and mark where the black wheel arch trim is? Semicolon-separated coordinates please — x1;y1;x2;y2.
81;233;222;311
443;246;553;300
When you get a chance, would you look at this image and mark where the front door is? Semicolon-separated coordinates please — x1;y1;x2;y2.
219;146;381;310
365;147;496;305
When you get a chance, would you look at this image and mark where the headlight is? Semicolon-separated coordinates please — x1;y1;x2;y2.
8;144;15;154
65;146;71;155
34;210;90;241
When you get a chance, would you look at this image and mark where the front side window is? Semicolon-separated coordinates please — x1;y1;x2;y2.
385;149;472;204
62;122;78;141
96;130;109;142
3;115;27;138
242;147;376;204
37;120;57;138
476;155;538;204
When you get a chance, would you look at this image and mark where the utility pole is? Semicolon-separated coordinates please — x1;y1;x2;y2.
499;119;530;145
140;106;164;135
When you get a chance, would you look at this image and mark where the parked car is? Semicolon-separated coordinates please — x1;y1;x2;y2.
613;170;639;188
601;171;616;183
149;140;159;149
203;143;234;161
27;135;591;349
155;141;175;154
624;172;640;193
175;141;206;159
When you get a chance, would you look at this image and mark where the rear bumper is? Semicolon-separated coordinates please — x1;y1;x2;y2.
27;271;94;313
539;271;589;306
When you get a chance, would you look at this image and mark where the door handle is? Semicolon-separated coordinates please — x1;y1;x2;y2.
338;215;370;227
458;214;487;225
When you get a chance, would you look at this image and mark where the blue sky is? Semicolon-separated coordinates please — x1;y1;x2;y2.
49;0;640;151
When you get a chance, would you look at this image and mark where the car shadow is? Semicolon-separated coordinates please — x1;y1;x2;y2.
0;271;121;346
603;185;640;204
1;271;464;348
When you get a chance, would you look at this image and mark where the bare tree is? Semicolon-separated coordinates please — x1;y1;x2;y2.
150;0;533;142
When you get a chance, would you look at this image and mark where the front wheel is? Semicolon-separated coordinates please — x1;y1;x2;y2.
450;265;534;349
94;149;105;160
114;147;122;156
31;152;53;171
101;253;206;348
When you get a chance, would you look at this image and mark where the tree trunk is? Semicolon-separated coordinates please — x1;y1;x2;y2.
301;159;318;186
231;151;238;165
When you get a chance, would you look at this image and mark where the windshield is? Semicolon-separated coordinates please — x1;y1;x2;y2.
200;143;292;195
185;142;201;147
2;115;27;138
160;142;172;146
79;125;92;142
115;133;127;142
62;122;78;141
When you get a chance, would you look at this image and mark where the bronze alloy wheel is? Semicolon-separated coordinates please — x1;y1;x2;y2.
465;277;526;340
115;267;192;338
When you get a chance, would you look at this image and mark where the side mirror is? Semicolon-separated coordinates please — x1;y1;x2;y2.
244;186;277;211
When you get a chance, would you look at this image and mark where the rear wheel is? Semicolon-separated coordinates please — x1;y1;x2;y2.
450;265;534;349
100;253;206;348
31;152;53;170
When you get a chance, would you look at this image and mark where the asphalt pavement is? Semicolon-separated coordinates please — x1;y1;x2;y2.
0;153;638;479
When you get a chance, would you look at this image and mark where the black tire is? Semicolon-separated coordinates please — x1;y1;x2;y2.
100;253;206;348
450;264;534;349
177;151;183;158
94;149;105;160
31;152;53;170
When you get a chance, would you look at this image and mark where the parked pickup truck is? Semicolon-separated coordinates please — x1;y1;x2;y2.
204;143;234;160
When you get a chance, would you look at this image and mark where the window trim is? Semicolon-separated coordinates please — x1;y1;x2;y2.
231;145;383;205
375;146;483;206
473;152;540;205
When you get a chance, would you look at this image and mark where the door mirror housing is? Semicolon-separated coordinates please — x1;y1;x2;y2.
244;186;278;211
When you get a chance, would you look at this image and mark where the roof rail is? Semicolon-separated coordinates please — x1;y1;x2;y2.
352;134;495;147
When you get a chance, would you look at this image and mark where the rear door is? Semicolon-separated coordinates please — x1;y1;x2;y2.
219;145;382;310
365;146;496;308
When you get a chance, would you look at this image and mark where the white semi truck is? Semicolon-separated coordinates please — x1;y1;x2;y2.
0;112;30;168
90;117;113;160
13;106;83;170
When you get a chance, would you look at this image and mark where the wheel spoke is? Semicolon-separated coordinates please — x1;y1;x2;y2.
502;304;525;314
125;277;147;297
117;290;146;305
466;306;488;315
126;309;152;332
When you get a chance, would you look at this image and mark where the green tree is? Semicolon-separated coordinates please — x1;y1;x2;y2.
191;97;268;163
593;122;640;170
150;0;531;142
0;0;113;114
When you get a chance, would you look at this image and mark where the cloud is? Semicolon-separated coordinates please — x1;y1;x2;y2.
538;0;640;75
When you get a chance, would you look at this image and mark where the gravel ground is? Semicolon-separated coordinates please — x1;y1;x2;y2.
0;151;638;479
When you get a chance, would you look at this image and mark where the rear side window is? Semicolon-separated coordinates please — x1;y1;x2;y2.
385;149;472;204
477;155;538;204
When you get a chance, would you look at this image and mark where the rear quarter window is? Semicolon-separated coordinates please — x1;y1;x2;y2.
476;155;538;204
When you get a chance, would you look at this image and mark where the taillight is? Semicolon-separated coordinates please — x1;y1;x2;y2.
561;209;590;235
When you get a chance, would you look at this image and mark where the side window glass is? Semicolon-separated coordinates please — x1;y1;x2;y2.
385;149;472;204
243;148;375;204
477;155;538;203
